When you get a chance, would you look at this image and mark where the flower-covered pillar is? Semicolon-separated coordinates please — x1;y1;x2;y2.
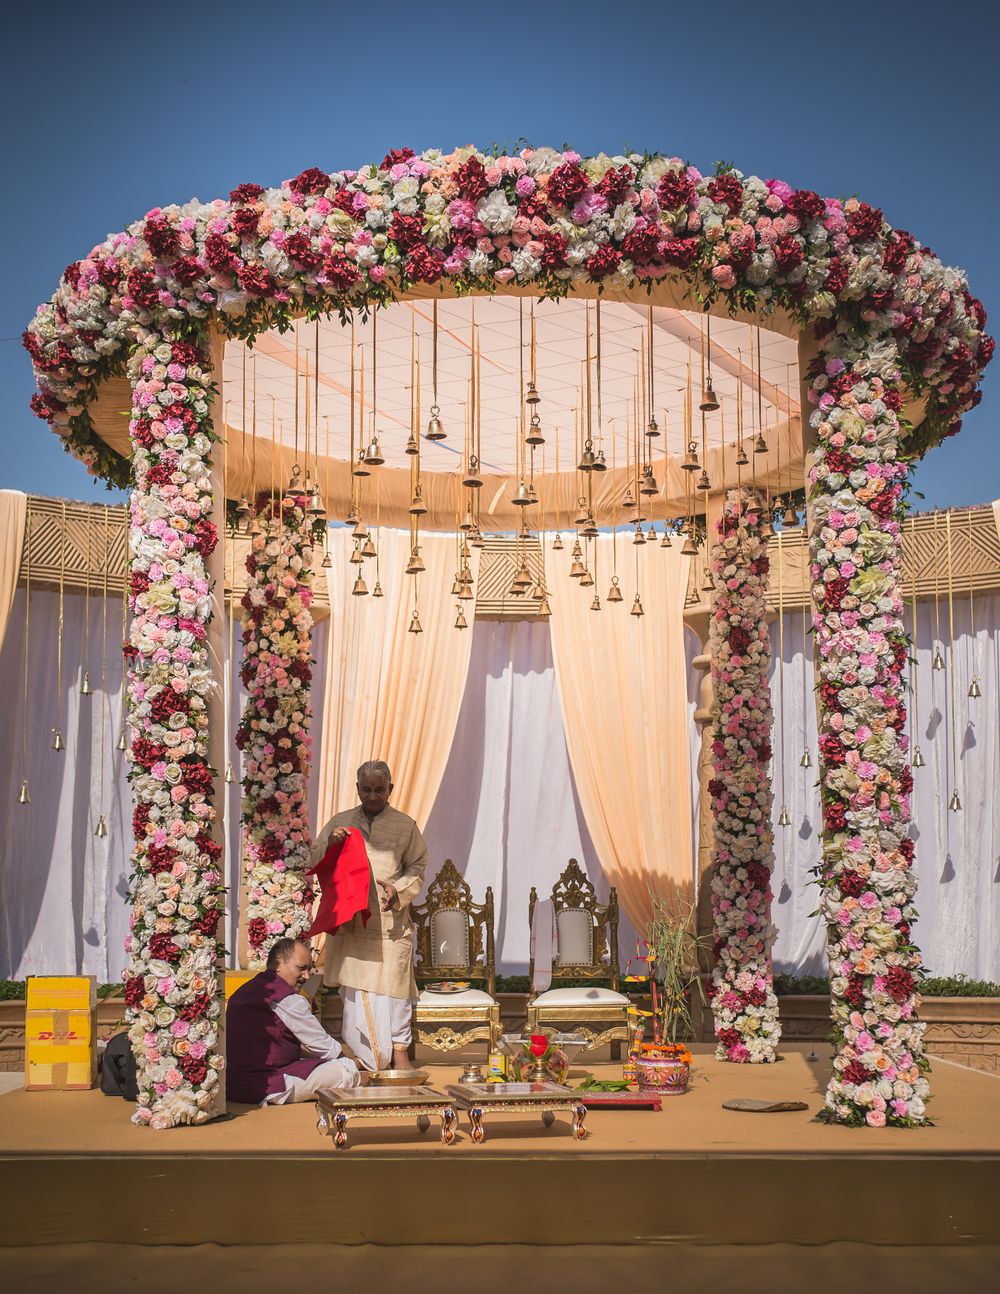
122;325;227;1128
806;351;930;1126
237;488;317;968
707;491;781;1063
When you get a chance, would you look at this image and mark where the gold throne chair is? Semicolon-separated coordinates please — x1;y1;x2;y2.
527;859;630;1059
411;859;501;1056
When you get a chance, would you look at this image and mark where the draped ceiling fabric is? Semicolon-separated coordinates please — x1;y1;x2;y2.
0;491;27;651
421;619;640;973
316;527;480;830
548;534;694;932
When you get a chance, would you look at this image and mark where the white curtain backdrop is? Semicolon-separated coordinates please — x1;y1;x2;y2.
2;585;997;982
750;593;1000;980
422;618;639;973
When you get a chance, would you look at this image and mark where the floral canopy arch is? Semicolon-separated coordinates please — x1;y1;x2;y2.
25;145;992;1129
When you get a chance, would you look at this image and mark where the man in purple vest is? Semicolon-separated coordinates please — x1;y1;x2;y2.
227;937;361;1105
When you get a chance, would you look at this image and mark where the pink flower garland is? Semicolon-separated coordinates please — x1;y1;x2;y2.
237;494;316;966
808;364;929;1126
120;325;226;1128
708;492;781;1063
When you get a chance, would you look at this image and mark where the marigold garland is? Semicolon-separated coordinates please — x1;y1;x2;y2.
708;491;781;1063
237;493;316;966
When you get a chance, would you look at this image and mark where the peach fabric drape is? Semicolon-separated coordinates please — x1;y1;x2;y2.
317;527;480;830
548;535;694;932
0;491;27;652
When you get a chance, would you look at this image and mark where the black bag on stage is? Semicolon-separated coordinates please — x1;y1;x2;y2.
100;1031;138;1101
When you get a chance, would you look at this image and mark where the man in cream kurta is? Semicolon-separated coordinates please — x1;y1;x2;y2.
315;760;428;1072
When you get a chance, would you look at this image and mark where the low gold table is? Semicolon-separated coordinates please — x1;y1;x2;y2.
446;1081;588;1144
316;1085;457;1149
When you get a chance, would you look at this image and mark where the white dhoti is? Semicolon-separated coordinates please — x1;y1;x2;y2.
263;1056;361;1105
340;987;412;1072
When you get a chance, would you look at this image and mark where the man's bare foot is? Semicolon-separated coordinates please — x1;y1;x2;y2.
391;1048;416;1071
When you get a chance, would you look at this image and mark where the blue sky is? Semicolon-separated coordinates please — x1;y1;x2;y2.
2;0;997;509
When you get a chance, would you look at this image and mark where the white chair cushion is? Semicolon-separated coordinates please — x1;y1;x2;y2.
555;908;594;966
532;987;630;1007
429;908;470;967
417;988;495;1006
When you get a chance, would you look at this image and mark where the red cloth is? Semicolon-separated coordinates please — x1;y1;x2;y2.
307;828;373;938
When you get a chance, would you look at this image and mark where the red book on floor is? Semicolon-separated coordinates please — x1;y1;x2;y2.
307;828;373;937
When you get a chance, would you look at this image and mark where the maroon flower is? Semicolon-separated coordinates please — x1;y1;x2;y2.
585;244;621;280
839;869;866;898
598;164;635;207
660;236;700;269
774;235;804;272
536;228;568;270
706;173;743;215
204;232;240;274
826;800;847;831
847;202;883;241
842;1059;870;1086
180;1054;208;1085
171;257;203;287
247;917;267;948
455;156;489;201
144;216;180;260
231;206;260;240
238;264;274;296
322;251;359;291
193;517;219;558
886;966;915;1002
290;166;330;196
127;269;159;310
824;257;849;295
405;245;445;284
149;932;181;963
230;182;265;205
788;189;825;223
284;231;323;271
180;993;211;1022
657;168;695;212
381;147;415;170
622;224;661;264
546;161;589;208
390;212;425;252
883;230;914;273
123;976;145;1008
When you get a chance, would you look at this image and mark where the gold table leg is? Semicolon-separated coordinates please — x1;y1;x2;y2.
469;1105;485;1144
440;1107;456;1145
572;1103;587;1140
333;1110;349;1149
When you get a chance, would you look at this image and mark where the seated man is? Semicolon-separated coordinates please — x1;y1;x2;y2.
227;937;361;1105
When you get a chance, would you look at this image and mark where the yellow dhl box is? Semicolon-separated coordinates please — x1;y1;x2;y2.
225;969;258;1001
25;976;97;1091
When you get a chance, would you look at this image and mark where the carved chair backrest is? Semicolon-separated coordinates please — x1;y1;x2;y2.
412;859;495;995
528;859;620;988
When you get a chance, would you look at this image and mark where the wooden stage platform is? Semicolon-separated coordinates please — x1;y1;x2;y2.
1;1044;998;1249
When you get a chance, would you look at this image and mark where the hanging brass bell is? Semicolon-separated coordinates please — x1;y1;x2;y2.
249;514;264;539
322;549;333;569
578;443;596;472
463;456;483;489
352;516;368;539
235;496;252;530
640;468;659;496
607;577;624;603
352;451;371;478
17;780;30;805
307;490;326;519
357;534;375;560
525;380;540;406
528;482;539;504
552;534;564;551
681;533;699;557
590;595;602;611
949;788;962;812
508;578;526;597
911;745;925;768
969;678;982;699
630;593;644;617
531;582;547;602
224;761;236;783
932;646;945;671
454;607;468;630
646;525;657;542
696;469;711;492
777;805;791;828
426;405;446;441
699;382;719;413
592;449;608;472
574;498;589;527
405;432;419;456
349;542;364;564
284;464;305;497
681;441;700;472
512;562;533;589
459;507;474;532
799;747;812;768
761;516;775;539
364;438;384;467
408;610;423;635
51;728;65;752
457;579;474;601
782;506;800;528
511;479;533;507
622;486;636;510
701;567;715;593
81;671;93;696
94;813;109;839
753;433;768;455
735;444;750;468
408;486;427;517
536;596;552;618
571;539;583;560
579;567;595;588
117;729;127;752
352;574;369;597
660;530;672;548
405;547;425;575
581;514;598;539
451;575;463;596
646;414;660;438
526;414;545;447
470;527;485;548
372;581;384;598
633;524;646;546
347;504;361;528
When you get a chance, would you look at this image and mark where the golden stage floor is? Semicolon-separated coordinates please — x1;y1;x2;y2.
2;1045;998;1248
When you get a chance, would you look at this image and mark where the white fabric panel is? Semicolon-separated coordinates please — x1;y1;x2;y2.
422;619;639;974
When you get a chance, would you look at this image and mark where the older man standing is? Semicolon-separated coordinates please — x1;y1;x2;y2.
315;760;428;1073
